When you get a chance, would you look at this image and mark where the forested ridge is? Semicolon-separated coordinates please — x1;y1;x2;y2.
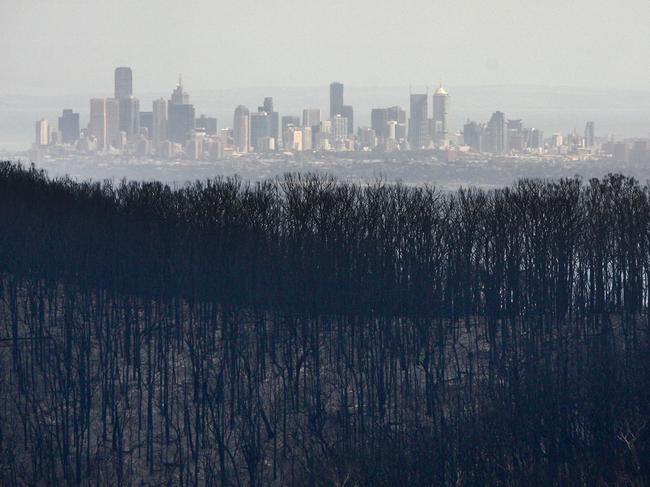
0;161;649;486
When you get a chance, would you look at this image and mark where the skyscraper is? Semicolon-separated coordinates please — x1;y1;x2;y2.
233;105;250;153
408;93;429;149
371;108;389;140
486;111;506;154
282;115;300;148
330;82;344;119
463;120;483;151
89;98;107;149
58;109;79;144
195;115;217;135
139;112;153;138
250;111;271;152
114;67;133;99
119;97;140;138
152;98;167;146
261;97;279;142
105;98;120;148
35;119;49;146
387;106;407;142
167;78;195;143
433;86;449;144
340;105;354;134
302;108;321;129
585;121;595;147
332;114;348;141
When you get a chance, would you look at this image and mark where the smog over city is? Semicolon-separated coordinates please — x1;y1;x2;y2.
1;1;650;486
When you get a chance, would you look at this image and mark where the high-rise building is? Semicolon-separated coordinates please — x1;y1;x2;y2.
35;119;49;146
330;82;344;119
432;86;449;144
168;78;195;143
261;97;279;142
152;98;167;146
58;109;79;144
585;121;595;147
114;67;133;99
529;128;544;150
409;93;429;149
233;105;250;153
371;108;389;140
119;97;140;138
250;111;271;152
387;106;407;142
332;114;348;141
358;127;377;149
139;112;153;138
282;115;300;148
89;98;120;150
486;111;506;154
340;105;354;134
302;108;321;129
195;115;217;135
463;120;483;151
105;98;120;149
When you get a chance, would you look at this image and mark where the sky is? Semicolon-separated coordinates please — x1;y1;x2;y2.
1;0;649;96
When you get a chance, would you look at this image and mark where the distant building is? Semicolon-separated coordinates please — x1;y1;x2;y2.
341;105;354;134
119;97;140;138
139;112;153;138
89;98;120;150
613;142;629;163
250;111;272;152
371;108;389;140
282;115;300;148
167;78;195;143
409;93;429;149
195;115;217;135
529;128;544;150
302;108;321;129
233;105;250;153
114;67;133;99
329;82;344;119
463;120;483;151
486;111;506;154
260;97;279;142
35;119;49;147
585;121;595;148
152;99;167;146
58;109;79;144
432;86;449;144
357;127;377;150
332;114;348;141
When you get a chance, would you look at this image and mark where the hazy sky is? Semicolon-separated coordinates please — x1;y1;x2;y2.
1;0;649;95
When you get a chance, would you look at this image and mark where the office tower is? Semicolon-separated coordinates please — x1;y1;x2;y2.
340;105;354;134
119;97;140;138
250;111;271;152
233;105;250;153
332;114;348;141
139;112;153;138
282;115;300;148
301;126;313;151
168;78;195;143
195;115;217;135
89;98;107;149
463;121;483;151
316;120;332;150
260;97;279;141
114;67;133;99
529;128;544;150
302;108;321;129
585;121;595;147
286;126;303;151
409;93;429;149
105;98;120;148
330;82;344;119
152;98;167;146
58;109;79;144
387;106;407;142
486;111;506;154
507;119;524;151
371;108;388;140
433;86;449;144
35;119;49;146
358;127;377;149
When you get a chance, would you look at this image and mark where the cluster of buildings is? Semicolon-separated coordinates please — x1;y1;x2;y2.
31;67;649;164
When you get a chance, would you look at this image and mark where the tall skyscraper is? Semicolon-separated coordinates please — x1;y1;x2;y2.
282;115;300;148
261;97;279;142
330;82;344;119
486;111;506;154
340;105;354;134
432;86;449;144
332;114;348;141
463;120;483;151
387;106;407;142
58;109;79;144
119;97;140;138
167;78;195;143
585;121;595;147
250;111;271;152
302;108;321;129
139;112;153;138
114;67;133;99
152;98;167;146
105;98;120;148
35;119;49;146
408;93;429;149
233;105;250;153
195;115;217;135
89;98;107;149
